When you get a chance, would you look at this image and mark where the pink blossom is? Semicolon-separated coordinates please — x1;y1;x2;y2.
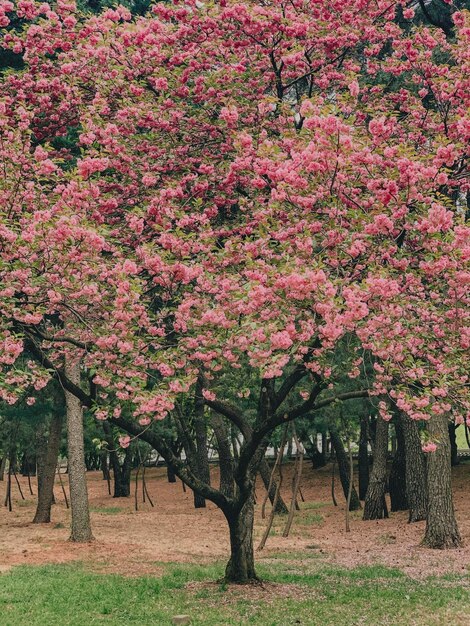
348;80;360;98
270;331;293;350
202;389;216;401
422;442;437;453
119;435;131;449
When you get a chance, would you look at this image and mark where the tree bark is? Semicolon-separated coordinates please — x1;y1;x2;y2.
389;419;408;512
102;421;132;497
166;464;177;483
422;414;461;548
400;411;428;522
363;417;389;520
65;359;93;542
211;413;234;499
329;428;361;511
301;432;326;469
193;376;211;508
224;494;258;584
33;409;64;523
0;456;6;481
448;424;459;466
358;415;370;500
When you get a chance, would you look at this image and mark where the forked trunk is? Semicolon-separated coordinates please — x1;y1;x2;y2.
399;411;427;522
363;417;389;520
224;494;258;584
422;414;461;549
65;359;93;542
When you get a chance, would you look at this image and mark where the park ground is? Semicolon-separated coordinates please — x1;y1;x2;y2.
1;462;470;625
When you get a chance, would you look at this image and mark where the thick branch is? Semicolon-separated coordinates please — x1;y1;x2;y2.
110;415;231;513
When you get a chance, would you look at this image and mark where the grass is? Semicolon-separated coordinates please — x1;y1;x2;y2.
0;560;469;625
89;506;123;515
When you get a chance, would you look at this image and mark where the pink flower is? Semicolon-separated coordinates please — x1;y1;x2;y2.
348;80;360;98
453;12;465;27
219;106;239;126
202;389;216;401
403;8;415;19
118;435;131;449
270;331;293;350
422;442;437;453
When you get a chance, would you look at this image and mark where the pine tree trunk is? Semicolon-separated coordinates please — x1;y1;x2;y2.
363;417;389;520
400;411;427;522
65;359;93;542
358;415;370;500
389;419;408;512
33;410;63;524
329;428;361;511
100;451;110;481
0;456;6;481
166;464;177;483
422;413;461;549
224;494;258;584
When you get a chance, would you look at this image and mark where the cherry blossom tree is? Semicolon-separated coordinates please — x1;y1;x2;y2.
1;0;469;580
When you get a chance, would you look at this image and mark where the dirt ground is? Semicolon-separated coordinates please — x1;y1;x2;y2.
1;462;469;579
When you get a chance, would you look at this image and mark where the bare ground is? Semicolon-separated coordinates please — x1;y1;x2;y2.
1;462;469;579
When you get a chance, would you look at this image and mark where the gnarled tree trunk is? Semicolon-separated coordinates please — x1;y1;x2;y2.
329;428;361;511
422;414;461;549
65;359;93;542
400;411;427;522
224;493;257;584
363;417;389;520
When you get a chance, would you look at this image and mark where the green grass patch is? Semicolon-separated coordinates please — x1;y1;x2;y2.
90;506;123;515
0;560;469;625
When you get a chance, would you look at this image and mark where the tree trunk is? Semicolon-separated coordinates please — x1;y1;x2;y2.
0;456;6;481
302;433;326;469
193;376;211;509
21;452;37;477
166;464;177;483
65;359;93;542
224;494;258;584
329;428;361;511
389;419;408;512
448;424;459;466
422;414;461;549
358;415;370;500
33;409;64;524
211;413;234;499
363;417;389;520
258;458;289;514
400;411;428;522
102;421;132;497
